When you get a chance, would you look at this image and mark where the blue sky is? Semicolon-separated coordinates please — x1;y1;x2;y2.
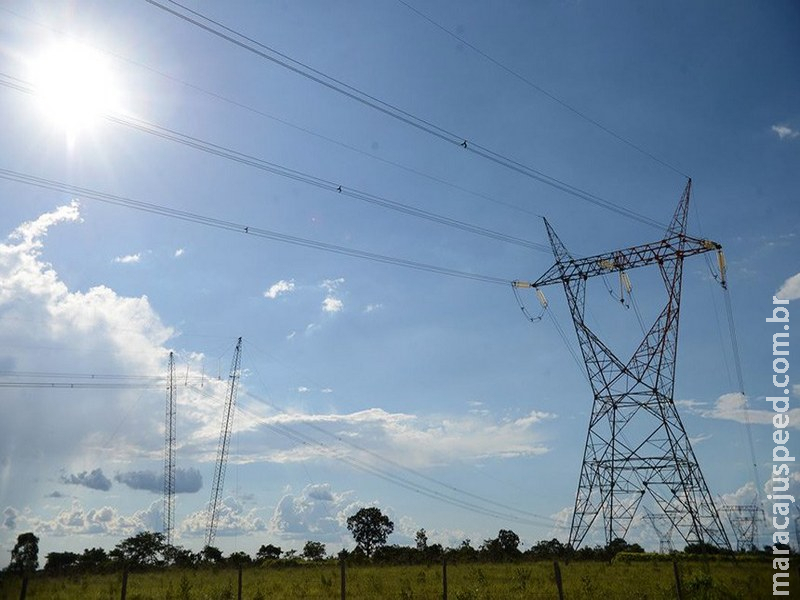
0;0;798;563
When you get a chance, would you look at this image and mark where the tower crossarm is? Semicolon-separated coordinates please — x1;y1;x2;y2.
515;235;720;289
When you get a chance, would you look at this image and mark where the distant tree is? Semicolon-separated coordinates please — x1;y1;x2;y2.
302;541;326;561
527;538;567;559
481;529;521;561
201;545;224;564
282;549;297;560
228;551;252;566
44;551;79;574
8;532;39;574
346;507;394;558
164;545;197;568
256;544;282;561
113;532;166;568
415;528;428;552
684;541;723;555
79;547;109;571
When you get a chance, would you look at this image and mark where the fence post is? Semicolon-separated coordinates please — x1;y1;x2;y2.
237;564;243;600
18;575;28;600
442;557;448;600
340;556;346;600
120;566;129;600
672;560;683;600
553;561;564;600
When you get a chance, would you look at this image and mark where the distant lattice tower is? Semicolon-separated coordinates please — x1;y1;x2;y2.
205;337;243;549
720;504;765;551
644;509;676;553
163;351;176;547
515;181;731;550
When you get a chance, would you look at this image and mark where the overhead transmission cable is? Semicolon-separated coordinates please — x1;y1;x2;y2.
239;346;558;525
191;383;558;528
0;4;542;221
0;167;510;286
0;73;546;254
396;0;689;180
143;0;668;230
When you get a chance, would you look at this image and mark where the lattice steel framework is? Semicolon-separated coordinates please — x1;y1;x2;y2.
720;504;764;551
644;509;676;553
515;180;731;550
163;351;176;547
205;337;243;549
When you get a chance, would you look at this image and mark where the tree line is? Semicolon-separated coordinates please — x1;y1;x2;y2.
3;506;784;576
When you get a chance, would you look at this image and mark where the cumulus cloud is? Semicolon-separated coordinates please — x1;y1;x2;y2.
776;273;800;301
181;496;266;538
264;279;295;299
174;248;185;258
322;297;343;313
115;467;202;494
772;124;799;140
113;253;141;264
61;469;112;491
0;204;176;522
320;278;344;313
364;303;383;313
269;483;357;541
19;500;162;537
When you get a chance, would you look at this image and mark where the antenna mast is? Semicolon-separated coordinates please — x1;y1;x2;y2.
163;351;176;547
205;337;243;549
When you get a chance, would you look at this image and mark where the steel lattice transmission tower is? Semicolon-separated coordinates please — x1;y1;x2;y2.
644;509;676;553
720;504;764;551
514;180;731;550
163;351;176;547
205;337;243;549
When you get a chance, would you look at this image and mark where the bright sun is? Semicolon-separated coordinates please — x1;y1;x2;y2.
29;40;121;133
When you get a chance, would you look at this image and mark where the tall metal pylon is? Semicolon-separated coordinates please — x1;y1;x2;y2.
163;351;176;547
644;509;676;553
514;180;731;550
720;504;765;551
205;337;243;549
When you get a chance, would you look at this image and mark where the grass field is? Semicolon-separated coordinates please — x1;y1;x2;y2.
0;558;793;599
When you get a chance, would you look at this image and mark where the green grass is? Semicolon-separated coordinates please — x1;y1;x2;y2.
0;558;792;599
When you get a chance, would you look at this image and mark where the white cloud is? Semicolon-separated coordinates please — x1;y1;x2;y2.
364;303;383;313
181;495;266;538
113;253;141;264
682;392;800;430
14;500;162;538
264;279;295;299
297;386;310;393
0;204;175;512
322;296;343;313
237;407;554;467
321;278;344;293
776;272;800;301
269;483;358;542
771;124;799;140
174;248;185;258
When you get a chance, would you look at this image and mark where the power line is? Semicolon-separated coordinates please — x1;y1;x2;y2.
396;0;690;179
143;0;668;230
0;4;545;222
0;73;547;254
0;167;511;286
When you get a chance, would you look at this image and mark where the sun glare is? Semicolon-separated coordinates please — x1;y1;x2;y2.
29;40;121;134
